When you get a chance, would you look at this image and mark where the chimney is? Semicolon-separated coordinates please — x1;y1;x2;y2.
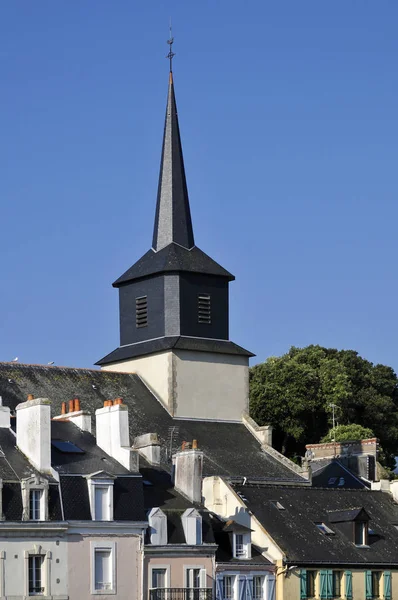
95;400;137;471
0;397;10;429
173;441;203;503
53;399;91;433
16;397;51;472
134;433;161;466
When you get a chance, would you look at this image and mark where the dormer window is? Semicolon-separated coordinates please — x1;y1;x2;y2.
182;508;202;545
29;490;42;521
233;532;251;559
21;476;49;522
355;521;367;546
86;472;115;522
148;507;168;545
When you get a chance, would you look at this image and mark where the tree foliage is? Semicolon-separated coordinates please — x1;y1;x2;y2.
249;345;398;468
320;423;374;443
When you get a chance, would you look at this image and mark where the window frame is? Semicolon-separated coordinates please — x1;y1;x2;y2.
87;476;115;522
24;547;50;598
149;565;170;590
21;476;49;522
371;571;382;599
252;575;265;600
233;532;251;559
332;571;342;598
90;541;116;595
184;566;206;589
222;575;236;600
29;489;43;521
354;521;368;546
306;570;316;599
28;555;44;596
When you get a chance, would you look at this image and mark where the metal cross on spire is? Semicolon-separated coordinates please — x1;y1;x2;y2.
166;22;175;72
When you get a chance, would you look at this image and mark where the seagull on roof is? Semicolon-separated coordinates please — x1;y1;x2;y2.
8;379;14;383
92;384;97;390
11;357;18;362
47;361;55;365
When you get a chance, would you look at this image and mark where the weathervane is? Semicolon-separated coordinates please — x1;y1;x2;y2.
166;22;175;72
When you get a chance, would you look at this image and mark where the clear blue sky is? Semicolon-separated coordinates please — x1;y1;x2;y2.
1;2;397;371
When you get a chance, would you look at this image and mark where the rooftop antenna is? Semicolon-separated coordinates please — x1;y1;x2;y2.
166;19;175;72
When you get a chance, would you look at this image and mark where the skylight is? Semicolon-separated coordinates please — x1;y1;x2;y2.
328;477;337;485
316;523;335;535
51;440;84;454
271;501;285;511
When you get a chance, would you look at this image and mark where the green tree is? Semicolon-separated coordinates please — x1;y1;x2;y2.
321;423;374;443
249;345;398;468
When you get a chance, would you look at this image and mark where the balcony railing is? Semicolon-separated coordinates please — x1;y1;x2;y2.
150;588;212;600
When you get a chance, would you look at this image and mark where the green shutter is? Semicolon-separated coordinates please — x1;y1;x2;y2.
345;571;353;600
365;571;372;600
300;570;307;600
384;571;392;600
320;571;327;599
326;571;333;599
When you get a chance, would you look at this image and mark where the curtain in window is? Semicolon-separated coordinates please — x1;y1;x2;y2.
365;571;372;600
266;576;275;600
300;570;307;600
384;571;392;600
345;571;352;600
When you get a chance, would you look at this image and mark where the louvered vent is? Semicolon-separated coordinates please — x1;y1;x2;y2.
136;296;148;328
198;294;211;324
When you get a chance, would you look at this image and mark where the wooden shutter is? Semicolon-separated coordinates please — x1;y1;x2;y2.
365;571;372;600
199;569;207;589
300;570;307;600
319;571;327;599
384;571;392;600
216;577;224;600
239;577;246;600
326;570;333;599
345;571;352;600
267;575;275;600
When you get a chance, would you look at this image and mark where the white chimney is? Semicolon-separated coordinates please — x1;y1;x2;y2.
173;441;203;504
134;433;161;466
16;396;51;473
0;397;10;429
95;399;137;471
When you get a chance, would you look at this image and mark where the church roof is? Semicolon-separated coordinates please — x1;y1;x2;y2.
113;243;234;287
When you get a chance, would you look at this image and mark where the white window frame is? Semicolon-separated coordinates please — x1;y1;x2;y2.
87;477;114;521
233;532;251;559
149;565;170;590
24;546;51;597
90;541;116;595
184;566;207;589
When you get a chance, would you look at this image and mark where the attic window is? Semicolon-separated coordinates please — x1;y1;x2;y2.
271;501;285;511
198;294;211;324
316;522;335;535
51;440;84;453
136;296;148;328
355;521;368;546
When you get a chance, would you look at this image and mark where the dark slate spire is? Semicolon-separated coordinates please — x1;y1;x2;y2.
152;71;195;252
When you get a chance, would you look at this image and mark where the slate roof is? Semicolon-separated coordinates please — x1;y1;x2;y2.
232;485;398;566
114;245;234;286
311;459;367;489
97;336;254;365
0;363;305;484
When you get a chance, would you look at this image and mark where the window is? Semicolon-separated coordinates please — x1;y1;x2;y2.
95;486;110;521
371;572;381;599
355;521;367;546
94;550;112;592
29;490;42;521
186;569;201;589
152;569;167;589
332;571;342;598
28;555;44;595
91;543;115;594
223;576;234;600
136;296;148;328
306;571;316;599
198;294;211;324
235;534;246;557
182;508;202;545
253;576;264;600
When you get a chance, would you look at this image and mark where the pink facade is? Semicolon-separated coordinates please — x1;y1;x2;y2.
144;554;215;598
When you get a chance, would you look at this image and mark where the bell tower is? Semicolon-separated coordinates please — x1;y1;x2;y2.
97;46;253;421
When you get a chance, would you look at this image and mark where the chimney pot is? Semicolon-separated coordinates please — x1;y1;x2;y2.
192;439;198;450
68;399;74;413
27;394;34;401
114;397;123;405
61;402;66;415
74;398;81;412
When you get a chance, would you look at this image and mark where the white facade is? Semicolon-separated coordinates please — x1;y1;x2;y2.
102;349;249;421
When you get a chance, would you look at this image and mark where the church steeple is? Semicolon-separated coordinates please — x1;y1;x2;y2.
152;72;194;251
